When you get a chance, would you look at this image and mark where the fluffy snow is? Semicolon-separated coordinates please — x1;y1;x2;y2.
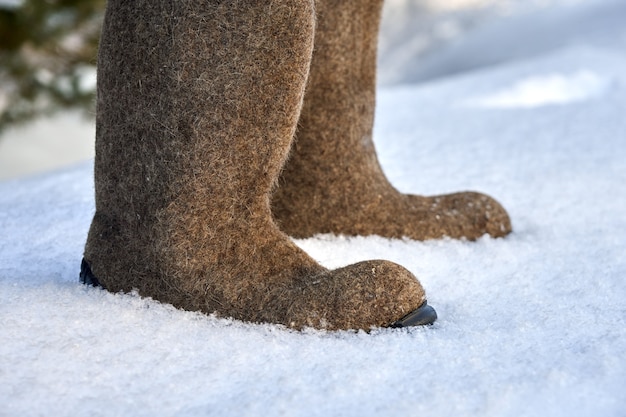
1;1;625;416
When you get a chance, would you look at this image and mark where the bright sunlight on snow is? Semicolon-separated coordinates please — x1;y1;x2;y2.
1;0;625;416
465;70;608;108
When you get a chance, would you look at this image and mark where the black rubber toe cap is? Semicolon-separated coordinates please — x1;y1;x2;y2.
391;302;437;328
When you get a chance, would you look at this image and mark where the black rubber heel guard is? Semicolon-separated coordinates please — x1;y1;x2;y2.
391;302;437;328
80;258;103;288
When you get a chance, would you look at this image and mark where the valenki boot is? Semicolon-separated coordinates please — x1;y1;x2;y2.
82;0;435;330
272;0;512;240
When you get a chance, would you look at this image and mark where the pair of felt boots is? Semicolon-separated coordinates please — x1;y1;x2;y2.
82;0;511;330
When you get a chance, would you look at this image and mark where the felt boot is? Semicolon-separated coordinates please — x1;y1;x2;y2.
83;0;433;330
272;0;512;241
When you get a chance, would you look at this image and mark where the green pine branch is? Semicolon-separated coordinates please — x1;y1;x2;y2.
0;0;105;135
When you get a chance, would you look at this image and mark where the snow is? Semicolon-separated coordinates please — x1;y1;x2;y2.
1;1;625;416
0;112;95;180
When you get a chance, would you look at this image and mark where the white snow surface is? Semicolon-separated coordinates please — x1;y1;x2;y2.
1;2;626;416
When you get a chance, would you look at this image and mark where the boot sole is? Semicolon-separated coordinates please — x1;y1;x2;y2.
80;258;437;328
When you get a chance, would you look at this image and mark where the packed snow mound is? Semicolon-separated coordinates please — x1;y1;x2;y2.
379;0;626;85
2;4;626;417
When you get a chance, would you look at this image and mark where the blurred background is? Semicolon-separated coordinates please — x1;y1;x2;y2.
0;0;603;180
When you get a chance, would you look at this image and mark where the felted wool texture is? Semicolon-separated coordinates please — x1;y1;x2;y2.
272;0;512;240
84;0;426;330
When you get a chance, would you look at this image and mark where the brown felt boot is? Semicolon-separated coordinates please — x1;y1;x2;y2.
82;0;434;330
272;0;512;241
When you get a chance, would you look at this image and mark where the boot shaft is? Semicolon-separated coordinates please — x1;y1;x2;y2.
287;0;386;180
94;0;316;227
312;0;383;90
273;0;388;218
